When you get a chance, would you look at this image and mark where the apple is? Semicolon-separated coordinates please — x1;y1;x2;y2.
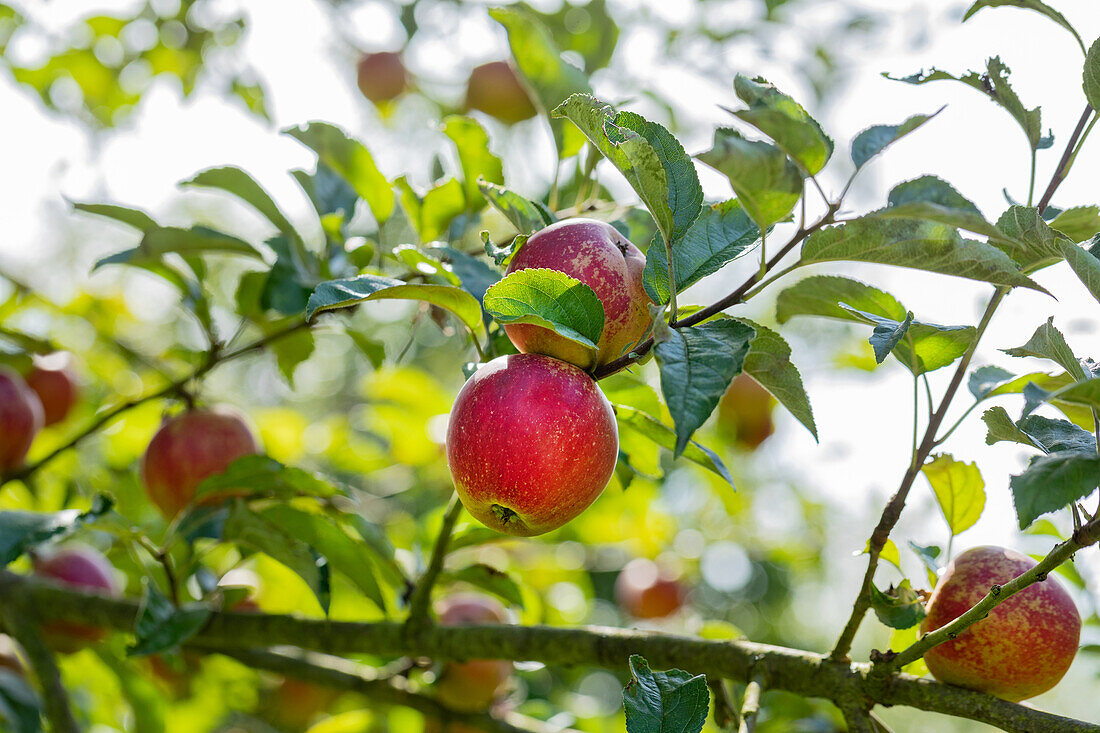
141;407;260;518
265;677;341;730
434;594;511;712
356;51;408;103
446;353;618;537
465;61;537;124
24;353;78;426
921;545;1081;702
717;374;775;450
614;558;684;619
0;367;43;473
504;218;652;370
32;545;121;652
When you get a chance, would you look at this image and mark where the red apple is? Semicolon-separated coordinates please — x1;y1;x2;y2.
265;677;341;730
465;61;537;124
717;374;775;450
434;594;511;712
356;51;408;103
921;545;1081;702
140;407;260;518
446;353;618;536
24;353;79;426
614;558;684;619
0;367;43;473
504;218;652;370
32;545;121;652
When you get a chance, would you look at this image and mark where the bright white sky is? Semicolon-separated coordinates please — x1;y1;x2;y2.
2;1;1100;724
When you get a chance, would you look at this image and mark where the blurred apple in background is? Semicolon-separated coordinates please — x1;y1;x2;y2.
464;61;536;124
433;593;512;712
32;545;121;652
357;51;408;104
615;558;684;619
24;352;78;426
0;367;43;472
717;374;775;450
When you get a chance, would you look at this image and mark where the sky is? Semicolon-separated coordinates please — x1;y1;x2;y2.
2;0;1100;725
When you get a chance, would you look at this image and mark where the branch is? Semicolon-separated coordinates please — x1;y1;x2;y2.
830;287;1006;660
0;596;79;733
2;573;1095;733
709;677;739;730
880;515;1100;672
839;702;875;733
592;204;839;380
405;493;464;633
737;673;765;733
189;644;575;733
0;318;312;487
1036;105;1093;213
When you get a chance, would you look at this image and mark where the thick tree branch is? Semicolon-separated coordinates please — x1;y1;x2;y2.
1;572;1095;733
189;644;575;733
0;596;79;733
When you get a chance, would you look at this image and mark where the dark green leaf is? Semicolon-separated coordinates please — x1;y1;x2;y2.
127;582;212;657
440;564;524;609
697;127;802;229
799;218;1045;293
308;275;484;336
908;541;943;587
443;116;504;210
271;327;314;386
873;176;1020;249
730;75;834;174
963;1;1085;53
1059;236;1100;306
851;111;939;169
73;202;158;232
857;308;913;364
0;496;112;567
870;580;927;630
982;405;1041;449
1010;452;1100;529
655;320;755;455
477;179;555;235
0;668;41;733
968;365;1015;400
426;245;502;304
1086;37;1100;109
922;454;986;536
182;166;301;242
730;317;817;439
613;404;733;485
291;163;359;219
285;122;394;223
95;226;262;271
642;200;759;305
995;206;1073;270
192;455;343;506
1016;414;1097;454
483;268;605;363
622;655;708;733
1002;318;1087;380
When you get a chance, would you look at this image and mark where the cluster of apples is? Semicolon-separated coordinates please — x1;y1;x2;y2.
356;51;537;124
445;218;652;537
0;355;79;472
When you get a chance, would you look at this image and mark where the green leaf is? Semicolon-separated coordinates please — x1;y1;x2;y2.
873;176;1020;249
642;199;760;305
553;95;702;244
443;116;504;211
477;179;555;235
307;275;484;337
870;580;927;630
776;275;907;324
850;111;939;169
192;455;343;506
968;365;1015;400
1002;317;1087;380
95;226;262;270
394;246;462;287
1024;377;1100;415
799;217;1045;293
864;538;902;571
440;564;524;609
1010;452;1100;529
284;122;394;223
622;655;708;733
0;668;41;733
1049;206;1100;242
908;541;943;587
963;1;1085;54
841;306;975;375
613;404;734;485
489;7;590;113
730;318;817;440
995;205;1073;270
1085;37;1100;109
885;57;1047;151
1059;236;1100;306
1015;414;1097;454
983;406;1042;449
697;128;802;229
427;245;502;304
0;496;112;567
921;454;986;536
448;526;512;553
127;582;212;657
73;202;158;232
729;75;834;174
224;502;331;613
255;505;388;613
271;327;314;386
859;308;914;364
182;166;301;242
483;268;605;363
291;163;359;220
655;320;755;456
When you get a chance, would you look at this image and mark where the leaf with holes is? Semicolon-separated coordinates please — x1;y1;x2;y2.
871;579;927;630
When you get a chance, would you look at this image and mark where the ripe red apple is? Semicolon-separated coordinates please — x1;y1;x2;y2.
504;218;652;370
140;408;260;518
921;545;1081;702
0;367;43;473
614;559;685;619
717;374;775;450
446;353;618;536
434;594;511;712
32;545;121;652
465;61;537;124
356;51;408;103
24;353;79;426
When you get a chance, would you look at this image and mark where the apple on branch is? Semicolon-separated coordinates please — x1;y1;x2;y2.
0;367;43;473
433;593;512;712
32;545;122;653
464;61;537;124
24;352;79;426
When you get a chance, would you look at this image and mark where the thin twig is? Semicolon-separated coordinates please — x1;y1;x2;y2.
1036;105;1092;214
709;677;739;730
405;493;464;633
737;673;765;733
